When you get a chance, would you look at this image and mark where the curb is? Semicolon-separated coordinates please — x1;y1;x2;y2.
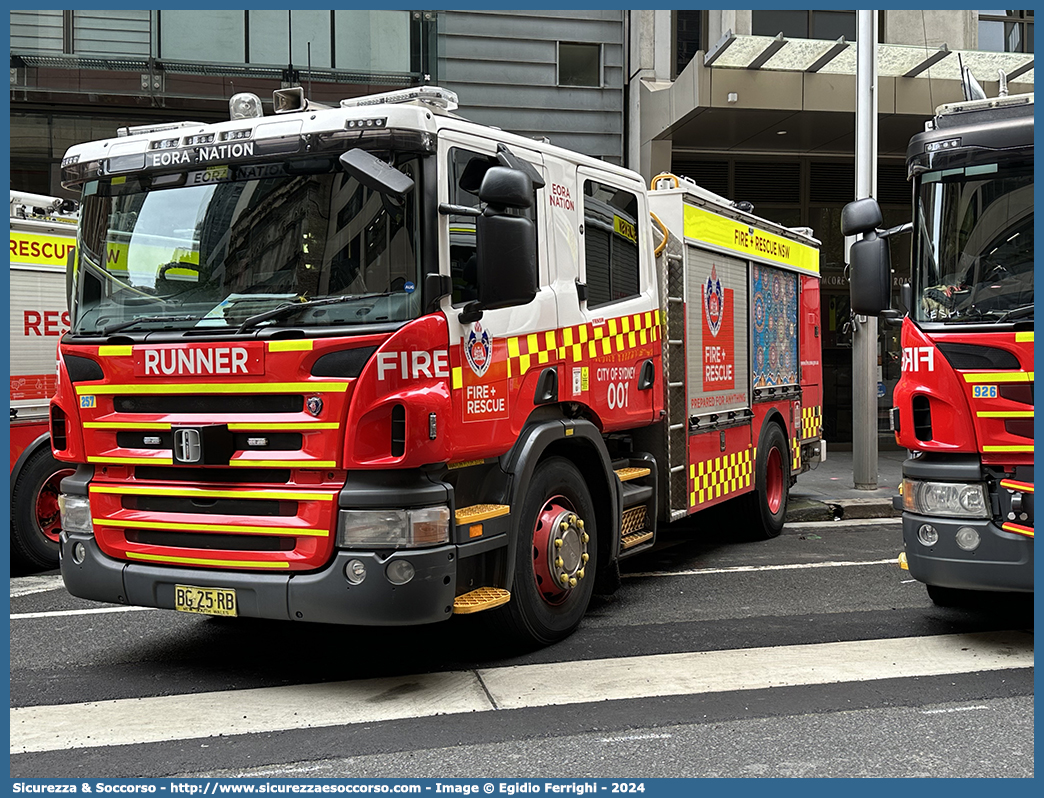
786;497;901;523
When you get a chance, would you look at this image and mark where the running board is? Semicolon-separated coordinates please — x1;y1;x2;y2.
452;587;511;614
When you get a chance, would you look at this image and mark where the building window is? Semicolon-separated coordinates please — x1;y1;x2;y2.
752;10;857;41
978;10;1034;53
582;180;640;308
675;11;703;78
558;42;601;87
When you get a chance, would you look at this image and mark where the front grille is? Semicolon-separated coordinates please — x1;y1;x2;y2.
114;395;303;414
125;529;296;552
121;494;296;517
134;466;292;483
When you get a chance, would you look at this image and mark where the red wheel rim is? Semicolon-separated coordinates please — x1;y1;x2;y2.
531;495;589;606
766;446;784;515
36;468;75;543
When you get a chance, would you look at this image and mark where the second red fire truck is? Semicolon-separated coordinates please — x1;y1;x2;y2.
54;86;822;645
845;90;1033;605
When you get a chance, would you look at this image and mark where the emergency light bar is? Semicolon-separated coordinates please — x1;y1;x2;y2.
341;86;458;111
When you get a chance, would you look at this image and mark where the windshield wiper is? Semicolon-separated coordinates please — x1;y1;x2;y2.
236;292;396;333
993;303;1035;322
100;314;206;336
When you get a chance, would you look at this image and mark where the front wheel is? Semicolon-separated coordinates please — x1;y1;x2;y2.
493;457;598;647
11;447;74;572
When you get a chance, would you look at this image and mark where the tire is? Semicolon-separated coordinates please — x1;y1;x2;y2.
492;457;598;647
742;422;790;540
11;447;74;572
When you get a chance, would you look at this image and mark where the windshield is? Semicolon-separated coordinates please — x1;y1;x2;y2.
913;160;1033;323
71;153;422;335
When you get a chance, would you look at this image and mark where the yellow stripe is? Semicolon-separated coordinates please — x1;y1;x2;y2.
75;382;349;395
125;551;290;569
84;422;172;430
89;485;334;501
227;422;340;431
976;411;1034;419
88;456;174;465
95;518;328;536
452;367;463;390
1015;332;1034;342
508;338;520;358
229;459;337;468
963;372;1033;384
98;346;132;357
983;445;1034;453
267;340;314;352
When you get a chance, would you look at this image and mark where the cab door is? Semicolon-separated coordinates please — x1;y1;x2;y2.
568;166;660;429
436;129;554;456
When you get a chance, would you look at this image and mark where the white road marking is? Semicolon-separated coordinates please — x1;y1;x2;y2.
12;606;159;620
10;575;66;598
10;558;900;619
10;631;1032;755
921;705;990;715
626;558;897;579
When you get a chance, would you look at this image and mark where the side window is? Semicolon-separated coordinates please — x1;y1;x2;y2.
447;146;538;306
583;179;640;308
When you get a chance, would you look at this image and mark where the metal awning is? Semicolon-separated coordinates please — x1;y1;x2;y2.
704;31;1034;85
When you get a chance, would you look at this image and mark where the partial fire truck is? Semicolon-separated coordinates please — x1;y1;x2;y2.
845;91;1033;605
10;191;79;570
54;86;822;645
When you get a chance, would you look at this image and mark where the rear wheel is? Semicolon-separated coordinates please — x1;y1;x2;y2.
742;423;789;539
11;447;74;571
493;457;597;647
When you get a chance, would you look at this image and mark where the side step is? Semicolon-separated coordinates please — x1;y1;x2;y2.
613;457;658;559
452;587;510;614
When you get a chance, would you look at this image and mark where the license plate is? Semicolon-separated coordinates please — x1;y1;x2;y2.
174;584;237;617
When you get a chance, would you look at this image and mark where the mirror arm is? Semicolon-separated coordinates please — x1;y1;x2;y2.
879;221;913;239
438;202;482;217
458;301;484;324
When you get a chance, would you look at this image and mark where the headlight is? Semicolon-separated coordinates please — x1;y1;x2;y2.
58;494;94;534
902;479;990;518
336;506;450;548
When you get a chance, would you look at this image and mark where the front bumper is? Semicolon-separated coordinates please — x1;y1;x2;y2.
61;531;458;625
902;513;1033;593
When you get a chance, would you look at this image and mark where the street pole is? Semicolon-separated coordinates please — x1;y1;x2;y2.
852;9;878;490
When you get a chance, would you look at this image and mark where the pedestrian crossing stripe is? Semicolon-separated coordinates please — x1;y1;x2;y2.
507;311;661;378
689;449;753;507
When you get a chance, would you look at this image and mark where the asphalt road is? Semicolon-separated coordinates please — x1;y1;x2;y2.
9;516;1034;779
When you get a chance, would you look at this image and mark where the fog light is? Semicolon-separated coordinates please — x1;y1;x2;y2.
72;542;86;564
917;524;939;546
345;559;367;585
386;560;415;585
955;526;981;551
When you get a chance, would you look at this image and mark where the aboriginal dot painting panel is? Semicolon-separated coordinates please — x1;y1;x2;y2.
752;264;798;388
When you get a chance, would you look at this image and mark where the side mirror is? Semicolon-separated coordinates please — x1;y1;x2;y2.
339;149;414;197
841;197;883;237
843;197;891;317
849;235;892;316
478;166;533;210
461;166;538;318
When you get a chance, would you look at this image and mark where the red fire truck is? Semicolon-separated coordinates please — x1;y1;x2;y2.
54;86;822;645
10;191;79;571
845;92;1033;605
